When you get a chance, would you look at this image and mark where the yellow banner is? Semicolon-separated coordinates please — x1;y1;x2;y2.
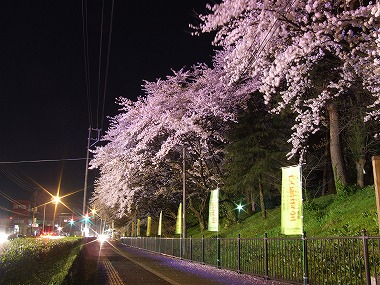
137;219;141;236
158;211;162;236
131;221;135;237
147;216;151;237
175;203;182;235
281;165;303;235
208;188;219;232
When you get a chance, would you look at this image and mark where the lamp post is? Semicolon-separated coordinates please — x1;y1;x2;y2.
42;204;46;233
182;146;186;239
52;195;61;233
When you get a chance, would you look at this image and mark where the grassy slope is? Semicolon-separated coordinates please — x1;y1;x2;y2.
188;186;379;238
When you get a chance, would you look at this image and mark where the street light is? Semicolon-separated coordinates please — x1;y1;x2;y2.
236;203;244;212
52;195;61;205
235;202;245;220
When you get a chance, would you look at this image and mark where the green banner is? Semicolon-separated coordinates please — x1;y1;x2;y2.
208;188;219;232
281;165;303;235
175;203;182;235
147;216;151;237
158;211;162;236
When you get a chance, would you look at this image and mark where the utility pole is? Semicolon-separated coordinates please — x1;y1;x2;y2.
31;189;38;236
82;126;101;236
182;146;186;239
82;127;91;236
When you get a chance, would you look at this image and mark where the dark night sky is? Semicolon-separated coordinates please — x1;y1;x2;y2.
0;0;215;217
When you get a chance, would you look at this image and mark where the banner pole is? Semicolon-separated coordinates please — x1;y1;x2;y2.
302;232;309;285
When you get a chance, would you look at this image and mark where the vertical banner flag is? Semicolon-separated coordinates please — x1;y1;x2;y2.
147;216;151;237
158;211;162;236
281;165;303;235
175;203;182;235
131;221;135;237
208;188;219;232
137;219;141;236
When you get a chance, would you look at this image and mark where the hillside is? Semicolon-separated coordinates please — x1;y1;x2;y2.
188;186;379;238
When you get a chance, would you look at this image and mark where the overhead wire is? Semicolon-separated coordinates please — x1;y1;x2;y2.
0;190;33;217
96;0;106;130
100;0;115;131
81;0;115;133
82;0;93;127
0;158;86;164
0;165;36;193
0;190;24;207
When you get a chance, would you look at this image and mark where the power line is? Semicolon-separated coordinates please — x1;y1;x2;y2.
96;0;106;130
0;158;86;164
0;165;36;192
100;0;115;131
82;0;93;127
81;0;115;132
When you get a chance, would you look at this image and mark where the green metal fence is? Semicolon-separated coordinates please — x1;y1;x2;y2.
120;230;380;285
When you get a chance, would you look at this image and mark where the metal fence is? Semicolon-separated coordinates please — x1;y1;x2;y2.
120;230;380;285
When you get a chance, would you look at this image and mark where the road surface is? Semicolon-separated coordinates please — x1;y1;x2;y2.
78;238;292;285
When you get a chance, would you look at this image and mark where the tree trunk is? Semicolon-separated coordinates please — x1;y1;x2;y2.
356;156;366;188
258;176;266;219
322;133;336;195
322;134;328;196
188;197;205;231
246;186;255;214
327;102;347;191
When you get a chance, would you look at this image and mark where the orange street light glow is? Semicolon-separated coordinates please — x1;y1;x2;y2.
52;196;61;204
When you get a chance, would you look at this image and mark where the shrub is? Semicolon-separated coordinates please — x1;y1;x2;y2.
0;237;82;285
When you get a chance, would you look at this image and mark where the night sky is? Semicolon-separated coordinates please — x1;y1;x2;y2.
0;0;215;217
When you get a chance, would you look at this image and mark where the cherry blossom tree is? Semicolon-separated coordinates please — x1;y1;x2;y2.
90;62;251;228
195;0;380;190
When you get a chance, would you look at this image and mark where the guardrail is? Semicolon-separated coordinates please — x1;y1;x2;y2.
120;230;380;285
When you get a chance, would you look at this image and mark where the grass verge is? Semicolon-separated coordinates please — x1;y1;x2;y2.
189;185;379;238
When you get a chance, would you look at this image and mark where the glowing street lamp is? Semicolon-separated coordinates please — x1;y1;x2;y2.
236;203;244;212
52;195;61;205
235;202;245;220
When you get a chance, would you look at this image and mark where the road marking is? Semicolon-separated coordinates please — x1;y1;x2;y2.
109;244;182;285
102;257;124;285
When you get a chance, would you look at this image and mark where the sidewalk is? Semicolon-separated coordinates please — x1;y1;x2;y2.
107;240;285;285
82;239;294;285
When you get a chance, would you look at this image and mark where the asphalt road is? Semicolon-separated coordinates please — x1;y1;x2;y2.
78;238;292;285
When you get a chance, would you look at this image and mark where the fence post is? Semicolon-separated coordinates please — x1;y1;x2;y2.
302;232;309;285
190;236;193;261
217;235;221;269
173;237;176;257
202;235;205;264
362;229;371;285
264;233;269;279
237;234;241;274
